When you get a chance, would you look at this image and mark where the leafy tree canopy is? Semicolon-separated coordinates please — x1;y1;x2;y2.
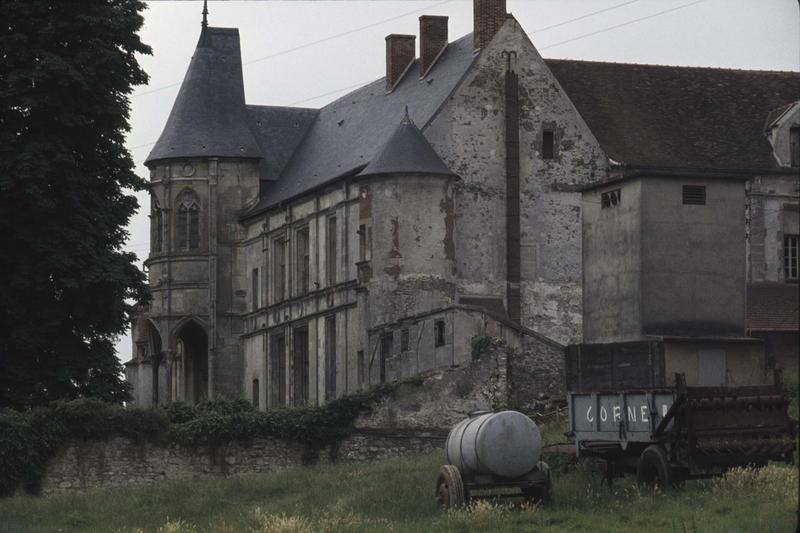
0;0;152;408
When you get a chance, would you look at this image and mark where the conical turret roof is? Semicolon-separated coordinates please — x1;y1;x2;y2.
145;27;262;165
357;108;456;178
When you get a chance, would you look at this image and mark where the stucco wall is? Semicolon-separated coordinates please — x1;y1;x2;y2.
582;179;643;343
641;178;747;337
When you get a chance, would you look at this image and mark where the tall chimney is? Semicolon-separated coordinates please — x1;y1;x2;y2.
385;34;416;91
473;0;507;50
419;15;448;77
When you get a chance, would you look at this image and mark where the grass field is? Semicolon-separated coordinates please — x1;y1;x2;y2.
0;436;797;532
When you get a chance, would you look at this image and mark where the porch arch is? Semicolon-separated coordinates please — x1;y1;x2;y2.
172;318;209;403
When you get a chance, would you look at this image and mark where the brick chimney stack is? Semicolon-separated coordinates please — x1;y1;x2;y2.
385;34;416;91
473;0;507;50
419;15;448;77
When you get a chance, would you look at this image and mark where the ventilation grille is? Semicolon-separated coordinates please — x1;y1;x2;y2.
682;185;706;205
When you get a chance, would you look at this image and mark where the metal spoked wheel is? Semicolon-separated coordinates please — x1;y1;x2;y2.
436;464;466;510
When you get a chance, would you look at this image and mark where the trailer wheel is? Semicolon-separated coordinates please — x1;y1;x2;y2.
523;477;554;505
436;465;465;510
637;445;673;490
523;462;554;505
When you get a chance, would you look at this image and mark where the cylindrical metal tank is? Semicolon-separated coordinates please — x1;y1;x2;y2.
445;410;542;479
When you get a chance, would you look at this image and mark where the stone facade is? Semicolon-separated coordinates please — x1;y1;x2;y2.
127;4;581;410
127;0;798;410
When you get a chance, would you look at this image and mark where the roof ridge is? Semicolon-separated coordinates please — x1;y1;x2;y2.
246;104;319;113
319;32;477;112
544;57;800;75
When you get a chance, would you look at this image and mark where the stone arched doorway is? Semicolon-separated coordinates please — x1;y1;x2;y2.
174;320;208;403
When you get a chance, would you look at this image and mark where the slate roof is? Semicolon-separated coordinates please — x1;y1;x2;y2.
245;105;318;183
356;109;456;178
247;32;477;214
747;283;799;332
146;28;262;164
545;59;800;172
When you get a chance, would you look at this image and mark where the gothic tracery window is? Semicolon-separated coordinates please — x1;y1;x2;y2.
176;189;200;251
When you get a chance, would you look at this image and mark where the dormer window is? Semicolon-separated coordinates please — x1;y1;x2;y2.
790;127;799;167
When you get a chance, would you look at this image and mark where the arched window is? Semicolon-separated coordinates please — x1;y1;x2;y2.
176;189;200;251
151;197;163;253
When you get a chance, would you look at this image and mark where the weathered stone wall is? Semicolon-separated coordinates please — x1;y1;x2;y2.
425;17;609;347
582;179;643;343
39;431;445;496
512;333;566;409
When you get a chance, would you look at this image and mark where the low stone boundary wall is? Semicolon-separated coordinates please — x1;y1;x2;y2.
40;429;446;496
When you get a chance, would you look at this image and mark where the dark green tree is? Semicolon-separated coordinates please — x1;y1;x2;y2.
0;0;151;408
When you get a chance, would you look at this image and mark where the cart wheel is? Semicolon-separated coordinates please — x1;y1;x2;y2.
637;444;673;490
435;464;465;510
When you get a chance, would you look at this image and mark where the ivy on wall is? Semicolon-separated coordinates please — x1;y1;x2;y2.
0;381;406;497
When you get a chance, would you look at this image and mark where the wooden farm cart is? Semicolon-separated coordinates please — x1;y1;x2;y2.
567;374;795;488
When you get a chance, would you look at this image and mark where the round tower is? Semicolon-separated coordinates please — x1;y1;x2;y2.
129;13;263;406
354;108;459;381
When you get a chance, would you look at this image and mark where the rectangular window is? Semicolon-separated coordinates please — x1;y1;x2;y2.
296;228;310;294
601;189;621;209
177;207;188;250
269;333;286;407
325;316;336;400
435;320;446;347
273;238;286;302
357;349;365;386
790;127;800;167
380;332;392;383
153;201;163;253
401;328;409;352
292;326;309;406
682;185;706;205
785;235;799;281
252;379;260;409
188;205;200;249
251;268;260;311
542;130;555;160
327;216;337;286
358;224;367;262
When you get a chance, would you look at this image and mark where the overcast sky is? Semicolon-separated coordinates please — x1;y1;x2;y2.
117;0;800;361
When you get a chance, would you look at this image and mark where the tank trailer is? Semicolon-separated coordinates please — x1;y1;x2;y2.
436;410;553;509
